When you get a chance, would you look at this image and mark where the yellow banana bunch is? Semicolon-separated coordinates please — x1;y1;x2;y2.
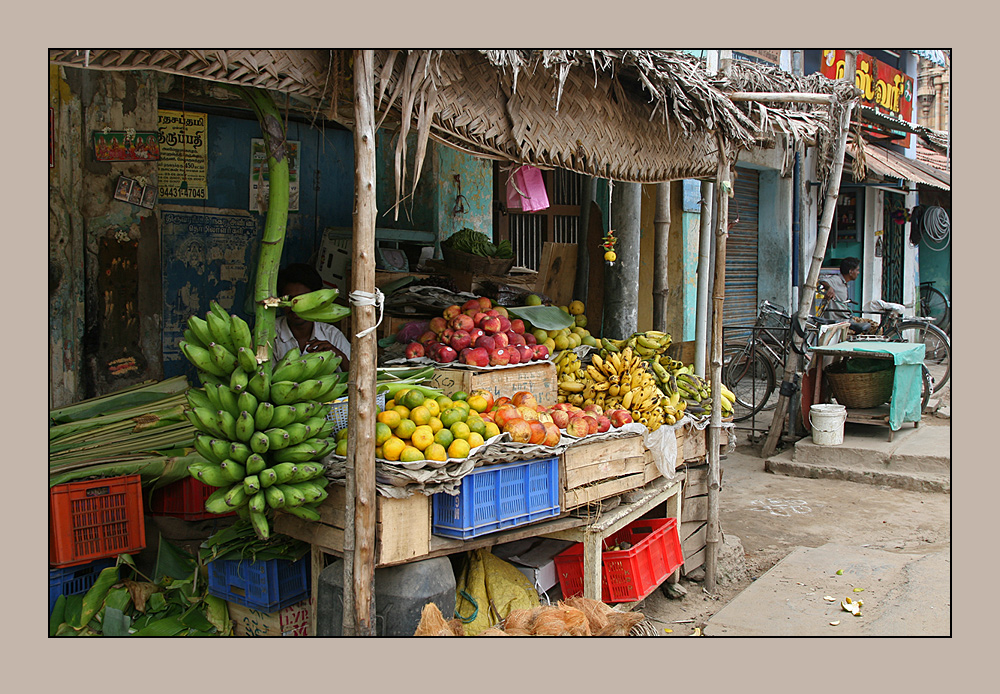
583;343;673;431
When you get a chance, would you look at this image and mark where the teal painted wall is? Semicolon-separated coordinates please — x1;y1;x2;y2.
434;144;493;253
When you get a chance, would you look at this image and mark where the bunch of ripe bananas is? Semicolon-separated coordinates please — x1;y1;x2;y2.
659;367;735;419
180;299;348;540
555;350;592;406
586;347;678;430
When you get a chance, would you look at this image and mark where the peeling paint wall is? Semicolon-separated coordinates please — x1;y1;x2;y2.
434;144;493;252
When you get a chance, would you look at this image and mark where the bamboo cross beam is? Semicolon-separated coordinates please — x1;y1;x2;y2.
759;51;860;461
727;92;835;104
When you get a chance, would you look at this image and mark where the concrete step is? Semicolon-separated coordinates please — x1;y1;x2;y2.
766;447;950;493
793;422;951;475
704;543;950;636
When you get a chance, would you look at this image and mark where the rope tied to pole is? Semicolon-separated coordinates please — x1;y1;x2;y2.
349;288;384;339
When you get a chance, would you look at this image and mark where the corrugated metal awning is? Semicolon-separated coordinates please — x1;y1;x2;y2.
847;143;950;190
913;50;949;67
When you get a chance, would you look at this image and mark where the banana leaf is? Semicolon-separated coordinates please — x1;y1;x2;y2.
506;305;576;331
49;376;190;424
153;532;198;582
102;607;131;636
48;453;193;488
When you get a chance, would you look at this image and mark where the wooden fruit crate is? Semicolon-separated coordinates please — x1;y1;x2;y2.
559;433;648;512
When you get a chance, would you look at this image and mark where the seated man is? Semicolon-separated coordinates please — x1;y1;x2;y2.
817;257;873;335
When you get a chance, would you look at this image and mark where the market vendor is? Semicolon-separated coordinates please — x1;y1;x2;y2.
817;257;872;334
274;263;351;371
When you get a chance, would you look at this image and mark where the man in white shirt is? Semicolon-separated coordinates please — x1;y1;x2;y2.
817;257;872;334
274;263;351;371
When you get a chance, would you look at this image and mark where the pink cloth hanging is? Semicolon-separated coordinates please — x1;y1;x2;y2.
505;165;550;212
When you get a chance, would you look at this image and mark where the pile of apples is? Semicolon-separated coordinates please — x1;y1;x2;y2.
405;296;551;367
474;389;637;448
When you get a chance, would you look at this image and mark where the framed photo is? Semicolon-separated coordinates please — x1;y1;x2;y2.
139;184;158;209
114;176;135;202
93;131;160;162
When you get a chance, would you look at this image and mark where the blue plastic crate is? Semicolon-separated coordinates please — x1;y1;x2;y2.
432;457;561;540
207;555;309;613
49;558;115;614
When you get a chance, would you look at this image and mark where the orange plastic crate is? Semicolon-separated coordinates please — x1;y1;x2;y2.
49;475;146;568
148;476;234;521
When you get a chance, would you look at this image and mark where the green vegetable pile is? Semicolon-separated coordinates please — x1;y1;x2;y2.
444;228;513;258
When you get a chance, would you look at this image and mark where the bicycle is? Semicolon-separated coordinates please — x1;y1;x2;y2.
814;289;951;396
919;280;951;333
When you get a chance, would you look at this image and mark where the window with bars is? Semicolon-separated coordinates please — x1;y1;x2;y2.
494;166;584;270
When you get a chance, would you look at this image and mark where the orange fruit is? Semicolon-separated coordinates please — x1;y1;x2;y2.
377;410;401;430
382;436;406;461
449;421;471;441
434;428;455;449
467;431;485;449
428;417;444;434
375;446;383;459
409;405;432;427
452;391;469;401
337;427;349;441
466;416;486;438
402;388;428;410
393;389;410;405
394;418;416;441
451;400;471;418
384;399;396;411
484;421;501;439
375;422;392;447
411;425;435;451
435;395;454;411
447;438;471;459
439;408;465;429
423;399;441;418
335;439;348;456
392;404;410;421
424;443;448;462
399;446;425;463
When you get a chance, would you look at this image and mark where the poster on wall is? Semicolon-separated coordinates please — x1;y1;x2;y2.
157;109;209;200
250;138;300;213
159;205;260;379
93;131;161;161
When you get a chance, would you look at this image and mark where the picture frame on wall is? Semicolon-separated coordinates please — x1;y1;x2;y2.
139;184;158;209
128;181;144;205
114;176;135;202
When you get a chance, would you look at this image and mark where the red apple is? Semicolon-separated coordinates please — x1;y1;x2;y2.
506;346;521;364
531;345;550;360
517;345;534;363
441;328;455;344
436;345;458;363
509;333;526;348
481;316;502;334
493;306;509;318
566;415;591;437
470;347;490;367
510;318;526;335
542;422;562;446
463;308;479;319
582;415;600;435
468;328;485;346
478;296;492;310
462;299;481;313
524;332;537;346
405;342;425;359
609;409;634;427
489;348;510;367
583;404;604;417
549;409;570;429
486;309;500;318
473;312;490;328
498;316;512;333
429;316;448;335
450;329;472;352
504;418;532;444
450;314;474;332
476;335;495;353
527;420;547;445
418;330;438;346
443;305;462;321
597;415;612;433
492;332;509;348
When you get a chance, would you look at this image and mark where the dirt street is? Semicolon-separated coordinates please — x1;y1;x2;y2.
637;414;951;636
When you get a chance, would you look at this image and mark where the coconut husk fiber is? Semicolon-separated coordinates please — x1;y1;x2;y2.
414;602;462;636
530;603;591;636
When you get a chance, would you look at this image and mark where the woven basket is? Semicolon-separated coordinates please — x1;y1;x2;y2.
825;365;895;409
441;245;515;276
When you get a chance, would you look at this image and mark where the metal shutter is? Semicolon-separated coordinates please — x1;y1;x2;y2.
724;166;760;334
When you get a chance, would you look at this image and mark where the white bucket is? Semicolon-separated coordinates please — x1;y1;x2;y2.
809;404;847;446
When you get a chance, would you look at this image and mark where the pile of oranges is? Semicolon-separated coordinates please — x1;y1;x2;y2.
336;388;501;462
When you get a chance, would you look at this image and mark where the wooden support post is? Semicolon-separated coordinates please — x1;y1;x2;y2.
705;133;730;595
573;176;595;306
727;92;835;104
760;51;859;460
346;49;378;636
604;182;642;339
583;532;603;601
653;182;671;332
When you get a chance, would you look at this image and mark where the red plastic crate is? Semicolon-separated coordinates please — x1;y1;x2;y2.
148;476;234;521
50;474;146;568
554;517;683;603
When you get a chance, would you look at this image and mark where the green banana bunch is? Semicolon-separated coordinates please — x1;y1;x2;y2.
180;300;349;541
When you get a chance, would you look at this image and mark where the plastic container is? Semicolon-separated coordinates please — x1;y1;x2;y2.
316;556;456;636
49;474;146;568
49;558;116;614
207;555;309;613
432;457;560;540
554;517;684;603
326;393;386;435
809;403;847;446
147;476;235;521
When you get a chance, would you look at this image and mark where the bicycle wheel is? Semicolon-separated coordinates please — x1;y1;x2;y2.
722;344;776;421
919;284;951;332
889;320;951;394
920;364;932;413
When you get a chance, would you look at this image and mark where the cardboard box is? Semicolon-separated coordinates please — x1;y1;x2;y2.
492;538;576;596
316;230;351;291
227;597;313;636
430;361;558;407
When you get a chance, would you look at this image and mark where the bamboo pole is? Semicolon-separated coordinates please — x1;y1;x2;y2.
604;182;641;338
346;49;378;636
704;133;730;594
760;51;859;460
727;92;835;104
694;180;714;377
652;182;671;332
